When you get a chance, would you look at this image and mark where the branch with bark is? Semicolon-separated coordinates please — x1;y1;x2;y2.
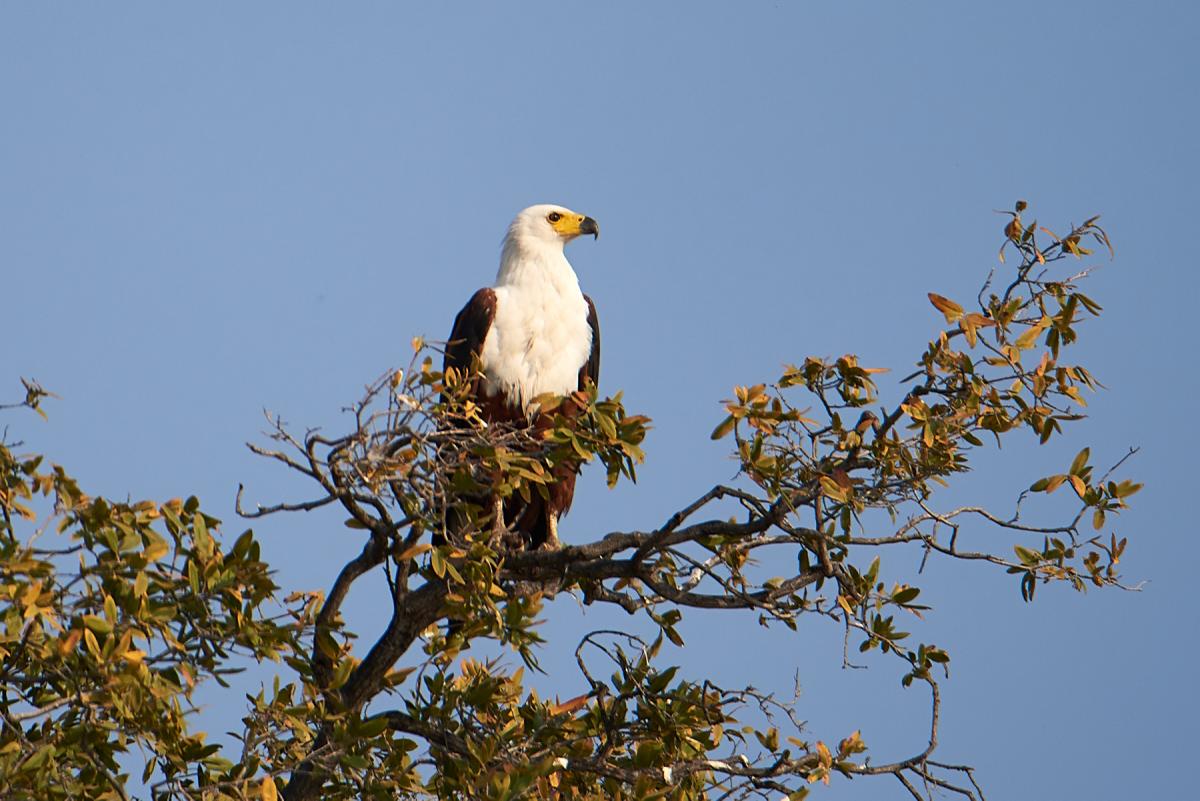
226;207;1141;800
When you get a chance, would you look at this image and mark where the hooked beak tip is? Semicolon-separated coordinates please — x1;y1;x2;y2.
580;216;599;240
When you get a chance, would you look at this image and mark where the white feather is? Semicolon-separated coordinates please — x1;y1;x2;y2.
480;205;593;410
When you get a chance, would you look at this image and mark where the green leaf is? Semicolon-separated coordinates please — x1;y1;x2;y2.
1014;545;1041;565
315;629;340;660
634;740;664;767
1070;447;1090;477
711;415;736;440
357;716;390;738
21;744;55;772
330;657;354;689
340;754;369;770
1015;317;1050;350
142;530;170;562
193;512;213;561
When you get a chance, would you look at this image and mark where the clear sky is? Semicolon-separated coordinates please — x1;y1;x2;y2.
3;2;1197;798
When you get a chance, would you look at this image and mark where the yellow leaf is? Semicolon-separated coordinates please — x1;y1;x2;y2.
835;594;854;616
1014;318;1050;350
961;317;978;348
20;580;44;609
385;665;417;686
143;536;170;563
262;776;278;801
396;543;432;562
819;476;848;503
83;628;100;658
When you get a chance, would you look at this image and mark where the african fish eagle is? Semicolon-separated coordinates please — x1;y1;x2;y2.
443;204;600;549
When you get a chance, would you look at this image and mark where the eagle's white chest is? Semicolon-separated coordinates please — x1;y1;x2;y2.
480;279;592;410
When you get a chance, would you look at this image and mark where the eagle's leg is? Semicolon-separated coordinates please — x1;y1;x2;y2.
488;495;506;547
542;513;560;550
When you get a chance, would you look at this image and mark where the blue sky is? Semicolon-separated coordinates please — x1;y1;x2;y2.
3;2;1196;798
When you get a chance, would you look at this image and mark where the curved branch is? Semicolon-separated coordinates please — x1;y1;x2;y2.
849;677;940;776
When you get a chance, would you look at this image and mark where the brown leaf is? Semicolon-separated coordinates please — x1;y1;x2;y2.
816;740;833;767
550;693;591;716
830;468;852;490
928;293;964;324
58;629;82;657
1005;217;1023;241
962;312;996;329
837;730;866;757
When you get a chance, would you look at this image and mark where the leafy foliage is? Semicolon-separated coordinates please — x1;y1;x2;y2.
0;384;312;799
0;204;1139;801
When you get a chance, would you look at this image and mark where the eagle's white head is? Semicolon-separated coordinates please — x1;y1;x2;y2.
504;204;599;250
497;204;599;286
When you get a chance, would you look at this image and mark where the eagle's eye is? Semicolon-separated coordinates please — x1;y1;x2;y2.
547;212;562;223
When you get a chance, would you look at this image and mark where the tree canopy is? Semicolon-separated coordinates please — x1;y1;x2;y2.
0;204;1139;801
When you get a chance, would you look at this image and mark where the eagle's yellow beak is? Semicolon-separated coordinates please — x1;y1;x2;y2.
552;213;600;241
